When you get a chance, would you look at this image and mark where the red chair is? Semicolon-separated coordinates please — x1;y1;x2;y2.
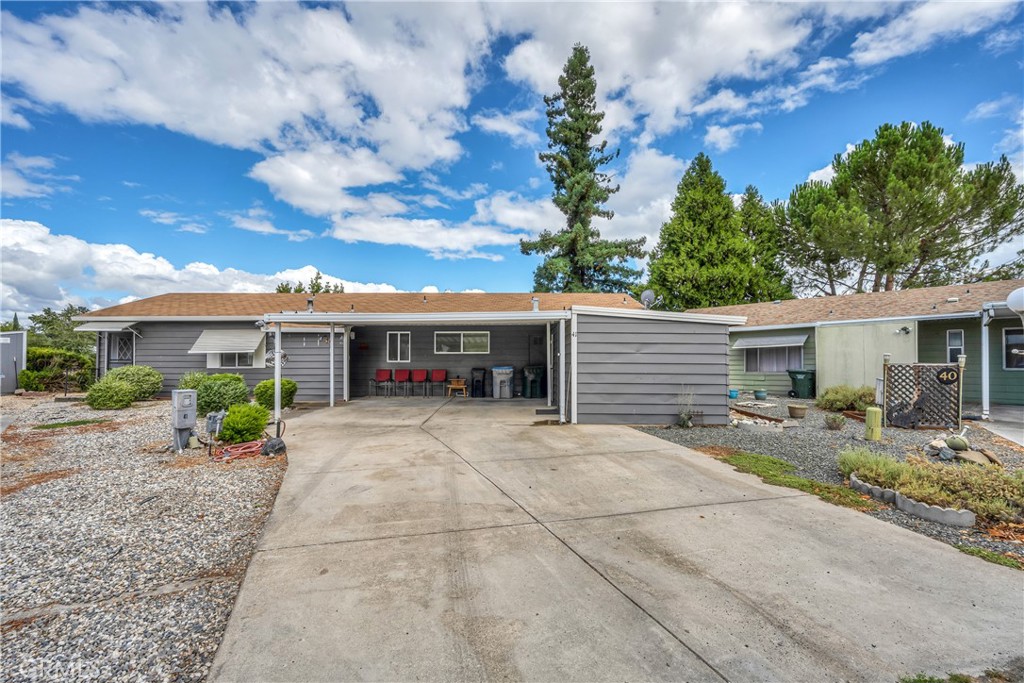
394;368;412;397
429;369;447;397
369;369;394;397
410;369;429;397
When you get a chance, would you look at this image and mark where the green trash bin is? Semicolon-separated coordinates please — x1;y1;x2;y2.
523;366;545;399
787;370;816;399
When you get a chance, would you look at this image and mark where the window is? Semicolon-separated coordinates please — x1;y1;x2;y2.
946;329;964;364
744;346;803;373
1005;328;1024;370
387;331;411;363
434;331;490;354
109;333;133;362
220;352;254;368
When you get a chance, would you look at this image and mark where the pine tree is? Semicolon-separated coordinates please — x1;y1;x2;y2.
0;313;22;331
737;186;793;302
646;153;758;310
520;44;645;292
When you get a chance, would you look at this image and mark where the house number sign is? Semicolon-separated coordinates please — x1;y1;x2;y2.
935;368;959;385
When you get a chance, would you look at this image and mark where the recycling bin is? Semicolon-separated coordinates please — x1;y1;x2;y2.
491;366;514;399
523;366;545;398
787;370;816;399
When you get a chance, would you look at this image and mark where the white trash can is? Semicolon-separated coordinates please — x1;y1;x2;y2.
491;366;514;399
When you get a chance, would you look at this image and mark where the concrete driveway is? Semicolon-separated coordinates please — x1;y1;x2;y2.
211;400;1021;682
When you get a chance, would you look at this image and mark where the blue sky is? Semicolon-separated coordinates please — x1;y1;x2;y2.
2;1;1022;318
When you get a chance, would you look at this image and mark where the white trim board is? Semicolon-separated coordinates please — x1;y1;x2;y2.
571;305;745;326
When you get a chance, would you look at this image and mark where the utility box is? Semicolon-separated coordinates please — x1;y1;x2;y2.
171;389;197;429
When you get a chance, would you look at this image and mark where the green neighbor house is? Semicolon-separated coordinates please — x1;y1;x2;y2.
690;279;1024;415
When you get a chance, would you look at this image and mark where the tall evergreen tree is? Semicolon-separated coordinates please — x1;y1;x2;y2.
737;185;793;302
27;304;93;354
520;44;645;292
0;313;22;331
646;153;758;310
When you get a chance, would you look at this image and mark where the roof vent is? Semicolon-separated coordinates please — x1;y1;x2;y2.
947;297;959;303
531;297;540;312
349;304;355;312
422;296;427;304
306;297;314;313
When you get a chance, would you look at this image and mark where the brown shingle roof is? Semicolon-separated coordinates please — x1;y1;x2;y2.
80;292;643;318
687;280;1024;327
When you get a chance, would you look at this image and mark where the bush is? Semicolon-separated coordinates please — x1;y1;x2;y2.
815;384;875;412
219;403;270;444
22;347;95;391
85;378;135;410
177;371;210;391
17;369;46;391
838;448;1024;524
824;413;846;431
197;374;248;416
254;378;298;410
104;365;163;401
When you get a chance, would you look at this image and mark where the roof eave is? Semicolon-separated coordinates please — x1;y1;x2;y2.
263;310;573;324
570;305;745;325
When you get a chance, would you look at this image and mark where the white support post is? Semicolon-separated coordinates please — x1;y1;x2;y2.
558;318;566;424
570;312;578;425
274;322;282;426
981;312;990;420
546;322;552;408
329;323;335;407
343;326;350;402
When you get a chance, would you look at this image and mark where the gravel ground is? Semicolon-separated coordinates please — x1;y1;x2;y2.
1;396;287;682
639;394;1024;562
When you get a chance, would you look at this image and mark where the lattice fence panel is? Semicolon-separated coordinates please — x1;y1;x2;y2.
884;362;961;429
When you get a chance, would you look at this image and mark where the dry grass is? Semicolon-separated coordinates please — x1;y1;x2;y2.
1;468;79;497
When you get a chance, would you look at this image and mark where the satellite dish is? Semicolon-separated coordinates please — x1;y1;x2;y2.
640;289;656;309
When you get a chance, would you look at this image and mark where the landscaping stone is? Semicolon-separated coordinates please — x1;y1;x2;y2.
938;446;957;461
849;473;976;527
956;450;994;466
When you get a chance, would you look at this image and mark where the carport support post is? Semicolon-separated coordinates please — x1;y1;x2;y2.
980;312;990;420
342;325;350;402
546;322;552;408
329;323;335;407
558;318;566;423
274;322;282;427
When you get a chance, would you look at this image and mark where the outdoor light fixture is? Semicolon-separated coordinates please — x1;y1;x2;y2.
898;326;912;335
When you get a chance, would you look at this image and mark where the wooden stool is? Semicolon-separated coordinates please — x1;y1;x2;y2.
446;378;467;397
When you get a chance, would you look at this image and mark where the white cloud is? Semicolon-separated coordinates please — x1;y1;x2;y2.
1;97;33;129
806;143;856;184
983;26;1023;55
471;108;541;146
966;94;1020;121
605;146;687;246
1;153;78;198
850;1;1019;66
177;223;208;235
139;209;183;226
704;122;764;153
420;175;488;202
0;219;401;316
121;180;142;188
223;207;316;242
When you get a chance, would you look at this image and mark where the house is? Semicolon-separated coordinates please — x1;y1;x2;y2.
1;330;28;394
689;279;1024;415
74;292;744;425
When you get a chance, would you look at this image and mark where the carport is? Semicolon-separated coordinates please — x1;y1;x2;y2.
261;305;744;427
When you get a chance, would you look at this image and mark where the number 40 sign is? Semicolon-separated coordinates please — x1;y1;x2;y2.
936;368;959;385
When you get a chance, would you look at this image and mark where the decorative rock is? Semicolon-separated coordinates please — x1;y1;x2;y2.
938;446;957;461
928;439;947;449
781;420;800;429
955;450;992;466
978;448;1004;467
13;388;25;396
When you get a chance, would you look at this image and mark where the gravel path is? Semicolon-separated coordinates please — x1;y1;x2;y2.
639;394;1024;563
1;396;286;682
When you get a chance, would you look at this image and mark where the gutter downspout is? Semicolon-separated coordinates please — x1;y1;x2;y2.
274;322;282;429
558;318;566;424
329;323;335;407
981;307;992;420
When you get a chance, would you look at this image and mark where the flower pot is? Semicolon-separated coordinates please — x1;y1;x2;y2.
753;390;768;400
787;404;807;419
728;389;739;399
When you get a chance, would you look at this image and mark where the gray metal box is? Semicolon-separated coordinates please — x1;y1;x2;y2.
171;389;197;429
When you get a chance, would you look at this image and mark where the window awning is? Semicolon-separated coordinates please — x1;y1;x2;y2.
75;321;140;334
733;334;808;349
188;329;265;354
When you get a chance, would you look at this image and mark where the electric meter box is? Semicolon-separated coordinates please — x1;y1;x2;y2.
171;389;197;429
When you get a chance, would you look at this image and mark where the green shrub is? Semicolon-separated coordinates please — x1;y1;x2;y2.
219;403;270;444
22;347;95;390
85;378;135;410
824;413;847;430
197;374;249;416
104;365;163;401
815;384;875;412
17;369;46;391
254;378;298;410
838;448;1024;524
177;371;210;391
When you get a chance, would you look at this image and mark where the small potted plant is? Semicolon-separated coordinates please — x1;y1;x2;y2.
824;413;846;431
753;388;768;400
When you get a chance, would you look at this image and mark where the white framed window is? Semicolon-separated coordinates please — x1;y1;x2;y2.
387;331;411;363
434;331;490;354
744;346;803;373
946;329;964;364
220;352;254;368
1004;328;1024;370
109;333;133;362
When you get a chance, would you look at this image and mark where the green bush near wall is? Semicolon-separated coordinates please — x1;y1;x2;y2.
219;403;270;444
254;378;298;410
196;374;249;416
104;365;163;401
20;347;94;391
86;378;136;410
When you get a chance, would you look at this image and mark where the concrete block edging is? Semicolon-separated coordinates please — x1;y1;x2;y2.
849;472;976;528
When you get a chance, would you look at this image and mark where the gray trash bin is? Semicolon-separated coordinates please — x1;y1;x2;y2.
491;366;514;399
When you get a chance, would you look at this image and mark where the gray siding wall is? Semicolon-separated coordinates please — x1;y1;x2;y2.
1;331;27;394
348;325;548;397
574;314;730;425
